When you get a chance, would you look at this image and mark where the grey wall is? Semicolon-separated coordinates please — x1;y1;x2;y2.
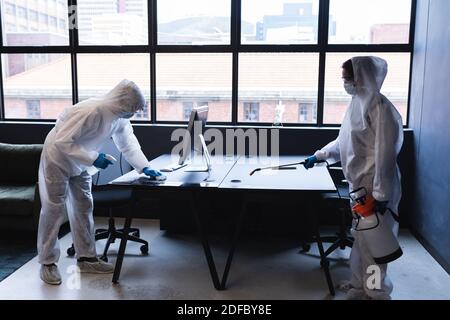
409;0;450;272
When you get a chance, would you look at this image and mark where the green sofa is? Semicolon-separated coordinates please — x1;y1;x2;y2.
0;142;43;231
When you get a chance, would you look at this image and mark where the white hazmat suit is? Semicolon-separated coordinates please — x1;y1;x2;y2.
314;56;403;299
37;79;150;265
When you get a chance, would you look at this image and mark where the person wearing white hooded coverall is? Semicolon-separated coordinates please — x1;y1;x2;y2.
37;79;163;285
304;56;403;300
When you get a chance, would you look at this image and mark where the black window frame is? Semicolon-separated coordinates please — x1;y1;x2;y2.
0;0;417;127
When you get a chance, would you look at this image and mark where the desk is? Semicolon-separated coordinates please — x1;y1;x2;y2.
110;154;337;295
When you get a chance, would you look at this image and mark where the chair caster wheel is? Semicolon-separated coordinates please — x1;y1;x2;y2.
132;231;140;238
299;243;311;253
140;245;149;255
100;256;108;262
67;246;75;257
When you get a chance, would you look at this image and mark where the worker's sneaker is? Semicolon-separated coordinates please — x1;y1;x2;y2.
40;264;62;285
366;291;392;300
337;280;357;293
77;258;114;274
345;288;369;300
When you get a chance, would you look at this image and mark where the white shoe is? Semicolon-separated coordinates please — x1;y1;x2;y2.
40;264;62;285
337;280;355;293
77;259;114;274
345;288;369;300
366;291;392;300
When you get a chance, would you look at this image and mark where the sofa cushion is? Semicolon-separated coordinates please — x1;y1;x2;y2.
0;143;43;184
0;185;36;217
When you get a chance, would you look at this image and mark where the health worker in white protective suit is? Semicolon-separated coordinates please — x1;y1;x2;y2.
303;56;403;300
37;79;163;285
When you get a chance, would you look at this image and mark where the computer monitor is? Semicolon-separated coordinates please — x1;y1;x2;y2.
178;105;208;166
160;105;209;172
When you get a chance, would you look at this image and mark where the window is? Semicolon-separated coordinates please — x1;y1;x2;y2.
59;19;66;30
2;54;72;120
242;0;320;44
77;0;148;45
1;0;70;46
156;53;232;122
26;100;41;119
49;16;57;28
0;1;416;123
17;6;27;19
324;52;410;124
299;103;313;123
238;53;319;124
243;102;260;122
158;0;231;45
6;23;16;32
329;0;412;44
39;13;48;24
77;54;151;121
182;102;194;121
29;10;38;22
5;3;15;15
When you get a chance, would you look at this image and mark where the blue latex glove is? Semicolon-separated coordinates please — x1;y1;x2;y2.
374;200;389;214
303;155;318;170
93;153;113;169
143;167;163;178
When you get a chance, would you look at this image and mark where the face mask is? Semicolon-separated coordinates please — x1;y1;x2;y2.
344;82;357;96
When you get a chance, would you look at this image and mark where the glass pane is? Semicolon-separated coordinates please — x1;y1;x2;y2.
324;53;410;124
238;53;319;124
1;0;69;46
2;53;72;119
156;53;232;122
77;53;151;121
242;0;319;44
157;0;231;45
77;0;148;45
329;0;412;44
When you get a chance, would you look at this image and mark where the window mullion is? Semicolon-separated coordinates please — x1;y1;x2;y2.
317;0;330;127
231;0;240;125
69;0;79;105
0;0;4;120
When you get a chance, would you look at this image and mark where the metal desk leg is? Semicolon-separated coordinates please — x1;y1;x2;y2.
309;198;335;296
191;191;222;290
220;196;246;289
112;214;132;284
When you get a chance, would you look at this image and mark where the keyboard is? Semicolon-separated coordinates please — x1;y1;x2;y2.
160;163;188;172
184;165;210;172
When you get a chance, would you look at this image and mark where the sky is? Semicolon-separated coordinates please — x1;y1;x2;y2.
329;0;412;41
156;0;411;24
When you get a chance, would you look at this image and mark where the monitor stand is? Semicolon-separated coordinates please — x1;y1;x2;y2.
184;134;212;173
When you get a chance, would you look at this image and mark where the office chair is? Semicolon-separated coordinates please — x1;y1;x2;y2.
67;156;149;262
301;163;354;262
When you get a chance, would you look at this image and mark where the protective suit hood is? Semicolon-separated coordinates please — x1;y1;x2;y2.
101;79;146;118
352;56;387;95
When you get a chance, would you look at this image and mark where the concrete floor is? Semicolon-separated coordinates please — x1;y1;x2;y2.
0;218;449;300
